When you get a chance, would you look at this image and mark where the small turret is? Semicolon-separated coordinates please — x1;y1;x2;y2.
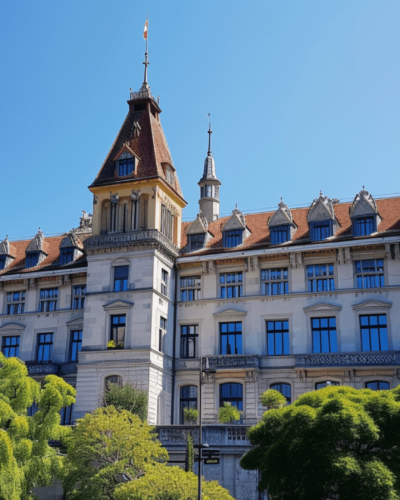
198;123;221;222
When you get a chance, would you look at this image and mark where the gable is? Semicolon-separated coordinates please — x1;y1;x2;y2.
352;299;392;311
224;213;246;231
308;200;333;222
351;198;376;218
304;302;342;313
213;309;247;319
0;323;25;335
269;208;292;227
187;216;208;235
103;300;134;310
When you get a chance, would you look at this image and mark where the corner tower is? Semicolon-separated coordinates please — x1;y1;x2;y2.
198;124;221;222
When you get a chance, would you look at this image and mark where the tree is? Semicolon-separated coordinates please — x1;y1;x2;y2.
0;354;75;500
240;385;400;500
183;407;198;424
185;433;194;473
260;389;286;410
104;382;148;421
114;464;235;500
218;402;241;424
61;406;168;500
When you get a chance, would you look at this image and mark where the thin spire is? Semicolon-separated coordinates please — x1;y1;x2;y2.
143;13;149;85
207;113;212;156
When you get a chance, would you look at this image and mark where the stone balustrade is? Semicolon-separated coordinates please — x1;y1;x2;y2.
157;425;251;446
202;355;259;370
26;362;60;375
295;351;400;368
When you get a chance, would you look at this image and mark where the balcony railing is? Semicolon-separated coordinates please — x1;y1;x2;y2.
202;355;259;370
295;351;400;368
157;425;251;446
85;229;179;256
26;362;60;375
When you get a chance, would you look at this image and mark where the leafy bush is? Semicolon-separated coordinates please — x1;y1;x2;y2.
260;389;287;410
183;407;198;424
104;382;148;421
218;402;241;423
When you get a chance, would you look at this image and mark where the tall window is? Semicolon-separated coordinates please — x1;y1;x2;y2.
307;264;334;292
261;269;288;295
180;325;198;358
355;260;384;289
2;336;20;358
159;317;167;352
270;383;291;403
114;266;129;292
220;272;243;299
39;289;58;312
72;285;86;309
311;317;337;353
360;314;388;352
25;252;40;269
70;330;83;362
0;255;7;270
161;205;174;240
161;269;169;296
60;404;74;425
60;248;74;265
220;322;242;355
316;381;340;390
355;217;375;236
180;386;197;424
6;291;25;315
118;157;134;176
270;226;290;245
267;321;289;355
180;276;201;302
188;234;205;251
366;381;390;391
220;383;243;411
37;333;54;363
310;221;332;241
223;230;243;248
110;315;126;347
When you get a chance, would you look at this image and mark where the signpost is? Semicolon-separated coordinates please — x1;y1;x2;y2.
201;448;220;465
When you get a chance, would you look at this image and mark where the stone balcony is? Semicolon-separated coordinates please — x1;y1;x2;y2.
26;362;60;375
202;355;259;371
157;425;251;447
84;229;179;257
295;351;400;368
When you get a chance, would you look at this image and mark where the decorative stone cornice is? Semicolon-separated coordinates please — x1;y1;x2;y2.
352;299;392;311
295;351;400;368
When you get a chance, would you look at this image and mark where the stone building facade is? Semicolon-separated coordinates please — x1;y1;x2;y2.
1;58;400;499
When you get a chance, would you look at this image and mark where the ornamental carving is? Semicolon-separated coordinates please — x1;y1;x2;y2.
202;355;259;370
295;352;400;368
26;363;60;375
158;428;199;444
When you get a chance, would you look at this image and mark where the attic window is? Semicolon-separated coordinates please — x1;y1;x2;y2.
270;225;290;245
223;230;243;248
188;234;205;251
0;255;6;270
134;103;146;111
117;157;135;177
354;216;376;237
26;252;40;269
310;221;332;242
166;167;173;184
60;248;74;265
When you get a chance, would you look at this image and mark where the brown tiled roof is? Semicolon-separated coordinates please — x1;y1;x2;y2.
180;197;400;255
90;100;183;199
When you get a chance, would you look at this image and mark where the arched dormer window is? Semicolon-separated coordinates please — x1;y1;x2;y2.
268;199;296;245
25;229;47;269
59;231;83;265
222;206;250;248
350;188;380;237
0;236;15;271
307;192;338;242
114;147;137;178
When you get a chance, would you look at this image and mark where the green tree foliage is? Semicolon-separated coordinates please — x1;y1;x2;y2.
241;385;400;500
183;408;198;424
104;382;148;422
218;402;241;424
185;433;194;473
114;464;235;500
62;406;168;500
260;389;287;410
0;354;75;500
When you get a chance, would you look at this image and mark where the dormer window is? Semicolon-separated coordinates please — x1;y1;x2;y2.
354;216;376;236
188;234;205;251
60;248;74;265
0;255;6;270
223;229;243;248
350;188;380;237
166;166;174;185
26;252;40;269
270;225;290;245
310;220;332;241
117;157;135;177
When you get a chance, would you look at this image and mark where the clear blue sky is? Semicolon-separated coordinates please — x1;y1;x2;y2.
1;0;400;239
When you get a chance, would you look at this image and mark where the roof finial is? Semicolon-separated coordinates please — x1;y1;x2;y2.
320;190;323;197
143;13;149;85
206;113;212;156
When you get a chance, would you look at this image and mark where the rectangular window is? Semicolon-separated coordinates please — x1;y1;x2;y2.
161;205;174;240
60;404;74;425
355;259;384;289
161;269;169;296
25;252;40;269
70;330;83;362
311;221;332;241
360;314;388;351
223;230;243;248
180;276;201;302
110;315;126;347
0;255;7;270
307;264;334;292
261;268;288;295
39;289;58;312
220;272;243;299
72;285;86;309
6;291;25;315
311;317;337;353
118;157;134;176
159;317;167;352
180;325;198;358
114;266;129;292
355;217;375;236
270;226;290;245
2;336;20;358
60;248;74;265
188;234;205;251
37;333;54;363
220;322;242;355
267;320;289;355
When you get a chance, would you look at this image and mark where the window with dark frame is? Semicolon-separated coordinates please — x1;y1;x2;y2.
311;317;337;353
261;269;288;295
60;404;74;425
180;325;198;358
267;320;289;356
70;330;83;362
223;230;243;248
25;252;40;269
0;255;7;270
60;248;74;265
110;315;126;347
360;314;388;352
220;383;243;411
307;264;335;292
180;276;201;302
365;381;390;391
39;288;58;312
159;317;167;352
6;291;25;315
117;157;134;176
161;269;169;296
220;322;242;355
355;259;384;289
270;225;290;245
2;336;20;358
72;285;86;309
188;233;205;251
180;386;197;424
37;333;54;363
315;381;340;390
114;266;129;292
270;383;291;403
220;272;243;299
310;221;332;241
355;216;375;236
